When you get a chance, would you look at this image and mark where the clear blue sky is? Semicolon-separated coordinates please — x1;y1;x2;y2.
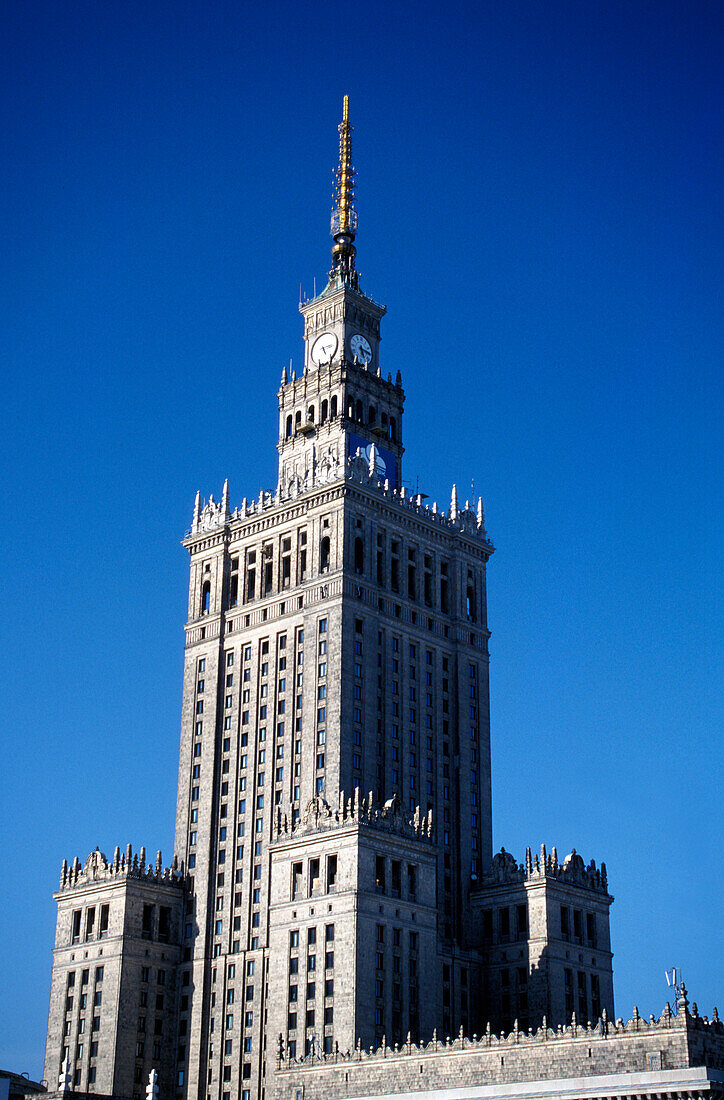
1;0;721;1077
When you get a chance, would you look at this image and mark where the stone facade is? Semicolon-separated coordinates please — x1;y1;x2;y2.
272;993;724;1100
43;846;184;1096
471;846;614;1033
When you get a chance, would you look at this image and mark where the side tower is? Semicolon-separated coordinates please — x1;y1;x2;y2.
472;845;614;1031
173;97;494;1100
44;846;184;1097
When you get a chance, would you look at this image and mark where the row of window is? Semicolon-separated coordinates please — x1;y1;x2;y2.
564;968;602;1023
352;531;481;621
70;904;109;944
283;397;398;441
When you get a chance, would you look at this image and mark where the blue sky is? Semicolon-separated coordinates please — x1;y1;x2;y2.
1;0;721;1076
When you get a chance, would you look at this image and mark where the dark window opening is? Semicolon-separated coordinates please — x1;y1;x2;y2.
320;537;330;574
142;904;155;941
466;586;477;621
354;537;364;575
375;855;386;893
309;858;320;896
158;906;171;943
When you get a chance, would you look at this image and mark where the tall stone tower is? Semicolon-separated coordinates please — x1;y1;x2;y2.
174;96;495;1100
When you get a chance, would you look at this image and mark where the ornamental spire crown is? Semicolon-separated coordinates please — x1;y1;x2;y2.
329;95;358;288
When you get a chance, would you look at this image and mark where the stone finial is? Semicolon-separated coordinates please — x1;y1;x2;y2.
450;484;459;521
59;1052;73;1092
525;847;532;875
678;982;689;1013
368;444;378;478
139;846;146;871
126;842;132;868
60;859;68;888
395;370;402;386
477;495;485;528
551;846;558;872
222;478;230;519
291;368;296;381
156;850;163;872
193;490;201;529
281;363;288;385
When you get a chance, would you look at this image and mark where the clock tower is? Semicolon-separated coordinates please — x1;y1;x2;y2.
277;97;404;496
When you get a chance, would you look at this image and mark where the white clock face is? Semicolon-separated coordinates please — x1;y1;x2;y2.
350;333;372;365
311;332;338;365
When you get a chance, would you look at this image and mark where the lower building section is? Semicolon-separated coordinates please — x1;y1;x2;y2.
272;993;724;1100
43;837;621;1099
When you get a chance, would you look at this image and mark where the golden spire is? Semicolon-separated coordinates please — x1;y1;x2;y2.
330;95;358;287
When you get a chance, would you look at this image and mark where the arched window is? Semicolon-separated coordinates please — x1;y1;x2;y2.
356;399;363;423
389;417;397;442
286;415;293;438
381;412;388;433
320;537;330;574
368;405;376;426
307;405;315;423
201;581;211;614
331;395;338;418
354;537;364;575
295;410;302;431
321;399;328;422
347;397;354;420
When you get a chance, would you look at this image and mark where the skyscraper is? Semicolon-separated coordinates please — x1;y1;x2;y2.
176;91;497;1098
44;97;614;1100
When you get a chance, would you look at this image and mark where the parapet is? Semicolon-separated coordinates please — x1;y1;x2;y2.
274;791;434;844
187;461;494;551
58;844;186;892
480;844;609;894
276;989;723;1070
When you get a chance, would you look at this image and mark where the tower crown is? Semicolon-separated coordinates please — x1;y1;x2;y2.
276;97;403;493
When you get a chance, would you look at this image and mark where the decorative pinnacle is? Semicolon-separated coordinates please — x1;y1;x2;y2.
330;95;358;288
